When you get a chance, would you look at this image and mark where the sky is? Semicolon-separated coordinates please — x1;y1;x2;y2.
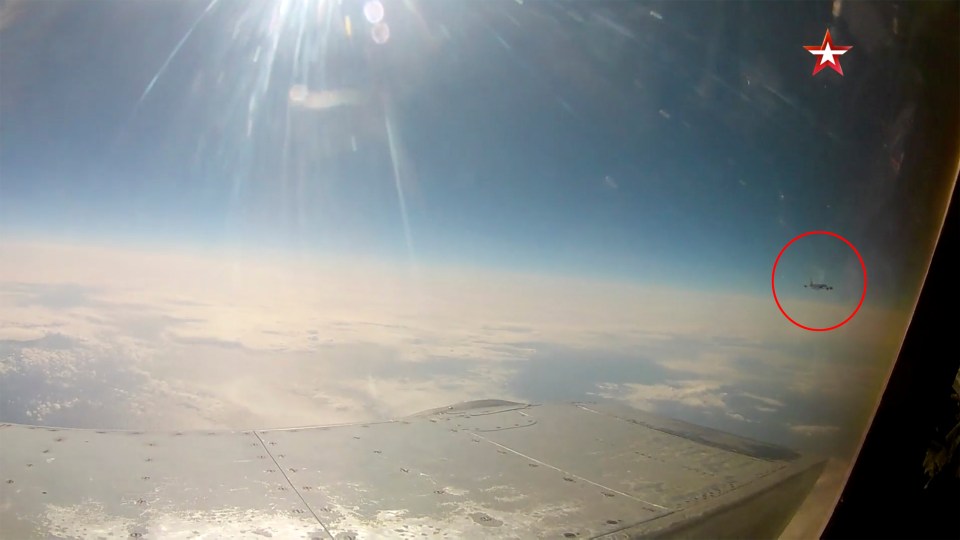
1;0;957;538
1;0;950;292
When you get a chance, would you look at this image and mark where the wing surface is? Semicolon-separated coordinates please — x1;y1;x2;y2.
0;401;823;539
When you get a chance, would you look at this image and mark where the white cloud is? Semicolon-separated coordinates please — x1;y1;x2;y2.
0;239;912;444
789;424;842;437
599;380;729;411
26;397;80;423
741;392;785;408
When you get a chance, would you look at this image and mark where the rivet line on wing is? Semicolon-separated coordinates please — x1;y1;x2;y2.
468;431;672;512
253;430;333;538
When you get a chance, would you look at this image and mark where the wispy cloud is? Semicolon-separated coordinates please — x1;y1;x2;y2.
789;424;842;437
0;240;911;450
603;380;729;411
741;392;786;409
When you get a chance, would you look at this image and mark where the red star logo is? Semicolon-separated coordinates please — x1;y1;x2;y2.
803;29;853;76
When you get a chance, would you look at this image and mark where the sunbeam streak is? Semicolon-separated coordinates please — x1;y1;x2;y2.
137;0;221;106
383;95;415;267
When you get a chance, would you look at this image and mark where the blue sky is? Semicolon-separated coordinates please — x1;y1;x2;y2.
0;0;949;299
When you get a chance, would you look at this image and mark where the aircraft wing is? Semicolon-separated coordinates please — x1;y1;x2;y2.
0;400;824;539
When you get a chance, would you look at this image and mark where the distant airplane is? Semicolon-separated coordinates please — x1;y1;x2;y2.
804;279;834;291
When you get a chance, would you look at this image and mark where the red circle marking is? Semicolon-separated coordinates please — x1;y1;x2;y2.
771;231;867;332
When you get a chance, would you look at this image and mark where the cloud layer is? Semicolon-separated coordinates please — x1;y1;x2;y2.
0;239;915;535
